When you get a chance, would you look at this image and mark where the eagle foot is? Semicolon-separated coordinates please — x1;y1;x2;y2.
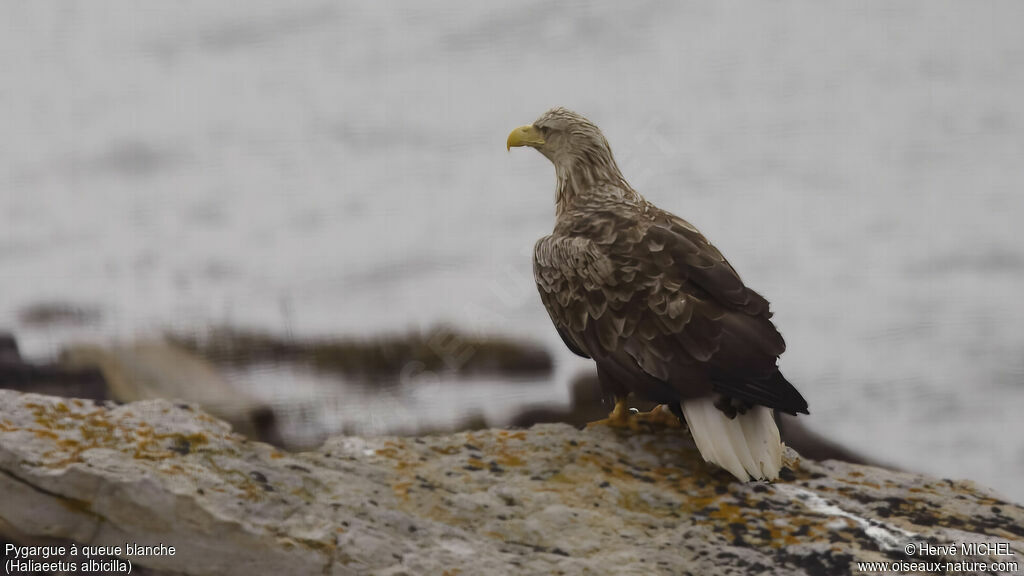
587;399;683;432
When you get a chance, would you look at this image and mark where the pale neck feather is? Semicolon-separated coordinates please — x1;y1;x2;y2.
553;150;639;217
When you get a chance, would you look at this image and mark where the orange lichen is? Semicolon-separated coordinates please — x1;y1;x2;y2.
393;459;418;471
56;496;96;517
0;399;278;505
32;429;59;440
708;502;743;521
494;451;526;468
392;481;414;501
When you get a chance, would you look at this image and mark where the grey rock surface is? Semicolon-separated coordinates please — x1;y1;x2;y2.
59;341;277;443
0;390;1021;575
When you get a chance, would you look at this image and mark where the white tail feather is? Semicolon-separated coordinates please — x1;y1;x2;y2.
680;398;783;482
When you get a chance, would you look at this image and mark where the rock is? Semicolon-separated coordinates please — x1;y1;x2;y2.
0;333;19;364
777;413;873;466
512;370;874;466
167;325;553;381
0;390;1021;576
1;333;109;401
16;302;101;327
59;341;280;445
0;363;109;401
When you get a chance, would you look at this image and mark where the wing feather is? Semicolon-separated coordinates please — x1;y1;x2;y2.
534;205;807;415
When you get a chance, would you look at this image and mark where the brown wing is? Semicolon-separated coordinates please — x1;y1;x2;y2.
533;207;808;414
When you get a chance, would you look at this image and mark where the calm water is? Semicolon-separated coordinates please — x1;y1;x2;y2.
2;2;1023;502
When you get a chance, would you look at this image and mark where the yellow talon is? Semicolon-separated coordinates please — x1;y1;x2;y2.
587;399;682;431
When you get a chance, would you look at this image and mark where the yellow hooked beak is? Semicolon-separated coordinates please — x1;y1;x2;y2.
507;125;545;151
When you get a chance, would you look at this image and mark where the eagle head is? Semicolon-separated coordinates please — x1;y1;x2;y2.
507;107;619;177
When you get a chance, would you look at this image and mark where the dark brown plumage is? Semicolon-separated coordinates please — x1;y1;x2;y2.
509;107;808;481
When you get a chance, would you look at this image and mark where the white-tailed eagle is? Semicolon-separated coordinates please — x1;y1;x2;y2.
508;107;809;482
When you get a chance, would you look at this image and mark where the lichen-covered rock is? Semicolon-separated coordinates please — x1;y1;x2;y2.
0;390;1020;575
58;341;278;444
